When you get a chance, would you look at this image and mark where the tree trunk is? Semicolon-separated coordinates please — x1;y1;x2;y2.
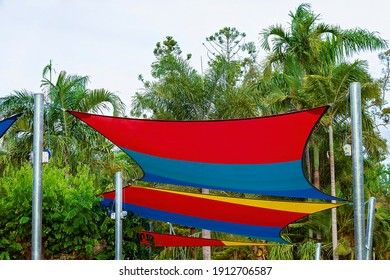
305;145;311;182
305;146;313;239
190;227;197;260
313;142;322;240
202;188;211;260
313;143;320;189
329;124;339;260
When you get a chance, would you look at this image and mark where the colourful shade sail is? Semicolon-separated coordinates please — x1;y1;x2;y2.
101;186;344;243
69;106;337;200
0;113;23;138
139;231;283;247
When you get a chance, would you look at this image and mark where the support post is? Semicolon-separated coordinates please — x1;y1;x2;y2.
315;243;322;260
365;197;376;260
32;93;44;260
350;82;366;260
115;172;123;260
202;188;211;260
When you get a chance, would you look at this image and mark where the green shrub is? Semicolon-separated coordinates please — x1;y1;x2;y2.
0;163;149;259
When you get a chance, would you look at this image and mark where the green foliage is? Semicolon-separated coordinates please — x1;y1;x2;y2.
0;163;149;260
205;27;247;63
211;232;263;260
373;209;390;259
212;245;256;260
132;30;260;121
267;244;294;260
335;237;352;257
0;164;33;259
132;40;208;120
297;240;317;260
153;36;191;60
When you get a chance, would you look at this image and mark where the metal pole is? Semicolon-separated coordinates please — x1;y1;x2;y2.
350;82;366;260
365;197;376;260
315;243;322;260
32;93;44;260
115;172;123;260
202;188;211;260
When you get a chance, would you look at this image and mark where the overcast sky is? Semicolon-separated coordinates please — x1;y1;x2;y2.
1;0;389;160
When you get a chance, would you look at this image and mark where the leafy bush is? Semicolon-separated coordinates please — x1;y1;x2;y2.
0;163;149;259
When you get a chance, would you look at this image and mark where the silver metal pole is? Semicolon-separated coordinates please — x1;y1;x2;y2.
115;172;123;260
315;243;322;260
350;82;366;260
365;197;376;260
32;93;44;260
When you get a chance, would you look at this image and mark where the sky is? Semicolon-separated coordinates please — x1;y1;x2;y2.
0;0;389;160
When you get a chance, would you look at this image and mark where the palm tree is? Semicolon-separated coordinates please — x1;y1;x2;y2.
0;63;126;177
259;3;388;259
304;60;387;162
302;60;386;259
260;3;387;76
0;90;35;167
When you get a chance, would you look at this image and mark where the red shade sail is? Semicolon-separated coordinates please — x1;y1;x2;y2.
69;106;339;200
101;186;344;243
139;231;280;247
